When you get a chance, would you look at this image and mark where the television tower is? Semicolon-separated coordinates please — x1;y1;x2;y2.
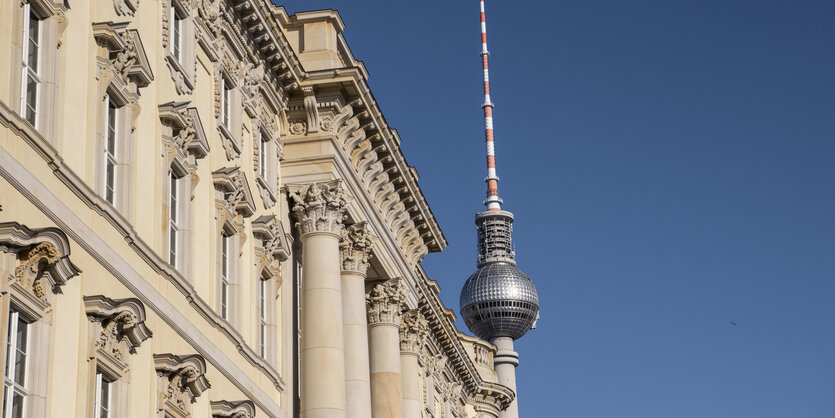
459;1;540;418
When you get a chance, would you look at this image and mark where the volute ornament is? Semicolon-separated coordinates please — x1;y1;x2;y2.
400;309;429;353
366;279;406;325
13;242;60;302
288;181;349;236
339;222;373;274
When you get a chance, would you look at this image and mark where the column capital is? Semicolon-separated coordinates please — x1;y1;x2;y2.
288;180;350;236
399;309;429;354
366;279;406;325
339;222;374;275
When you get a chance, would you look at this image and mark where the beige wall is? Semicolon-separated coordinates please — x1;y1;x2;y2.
0;1;513;417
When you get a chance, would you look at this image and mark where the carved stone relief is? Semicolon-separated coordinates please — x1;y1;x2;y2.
154;354;211;418
287;180;349;236
339;222;373;275
400;309;429;354
366;279;406;325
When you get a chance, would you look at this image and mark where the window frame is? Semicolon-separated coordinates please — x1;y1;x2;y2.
221;77;231;131
103;96;119;206
220;233;230;320
170;6;182;62
3;310;30;418
93;371;112;418
168;171;181;268
19;5;42;128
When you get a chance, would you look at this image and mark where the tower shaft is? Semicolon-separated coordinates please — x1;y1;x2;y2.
492;337;520;418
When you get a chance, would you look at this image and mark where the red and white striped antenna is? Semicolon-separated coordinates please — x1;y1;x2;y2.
480;0;502;211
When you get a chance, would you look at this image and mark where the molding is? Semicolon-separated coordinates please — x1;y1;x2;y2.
0;103;284;417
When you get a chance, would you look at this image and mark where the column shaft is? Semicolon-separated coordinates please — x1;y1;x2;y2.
400;352;421;418
367;280;406;418
301;232;346;418
342;271;372;418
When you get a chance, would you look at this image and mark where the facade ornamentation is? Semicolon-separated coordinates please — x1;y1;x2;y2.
198;0;223;35
288;120;306;135
252;215;290;279
288;181;349;236
13;242;60;302
154;354;211;418
319;116;333;132
302;86;319;133
366;279;406;325
84;296;152;375
113;30;138;82
113;0;138;16
400;309;429;353
213;167;256;228
211;400;256;418
243;63;265;100
339;222;373;274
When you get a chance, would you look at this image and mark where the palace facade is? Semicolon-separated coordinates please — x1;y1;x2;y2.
0;1;514;417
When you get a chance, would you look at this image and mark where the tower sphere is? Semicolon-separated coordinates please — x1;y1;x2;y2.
460;261;539;341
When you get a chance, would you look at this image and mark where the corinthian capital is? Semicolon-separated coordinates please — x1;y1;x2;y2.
340;222;374;275
366;279;405;325
400;309;429;354
288;180;350;236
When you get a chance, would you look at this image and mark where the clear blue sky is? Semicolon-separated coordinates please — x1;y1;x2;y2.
278;1;835;416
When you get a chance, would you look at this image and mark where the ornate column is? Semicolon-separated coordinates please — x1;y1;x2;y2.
399;310;429;418
340;223;374;418
366;279;406;418
289;181;350;418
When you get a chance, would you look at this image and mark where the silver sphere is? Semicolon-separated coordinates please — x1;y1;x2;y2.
459;262;539;341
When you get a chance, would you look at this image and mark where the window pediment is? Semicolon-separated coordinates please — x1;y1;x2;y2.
85;295;152;378
0;222;79;318
212;167;255;219
210;400;255;418
92;22;154;88
159;102;210;163
154;354;211;418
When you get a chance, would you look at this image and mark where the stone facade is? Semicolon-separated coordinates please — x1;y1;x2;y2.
0;1;513;417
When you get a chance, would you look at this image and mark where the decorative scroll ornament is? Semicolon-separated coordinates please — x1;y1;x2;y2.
211;400;255;418
113;0;137;16
13;242;60;302
339;222;373;275
199;0;223;35
288;181;349;236
366;279;406;325
400;309;429;353
155;354;211;418
113;30;138;82
173;110;196;154
243;63;265;99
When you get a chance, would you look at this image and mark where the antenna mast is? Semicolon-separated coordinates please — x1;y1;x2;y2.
480;0;502;211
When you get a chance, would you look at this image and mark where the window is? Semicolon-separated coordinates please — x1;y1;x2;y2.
20;6;41;127
259;278;267;358
168;172;180;267
220;234;230;320
93;372;111;418
3;311;29;418
103;97;118;205
258;131;267;179
170;7;182;62
221;78;231;130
